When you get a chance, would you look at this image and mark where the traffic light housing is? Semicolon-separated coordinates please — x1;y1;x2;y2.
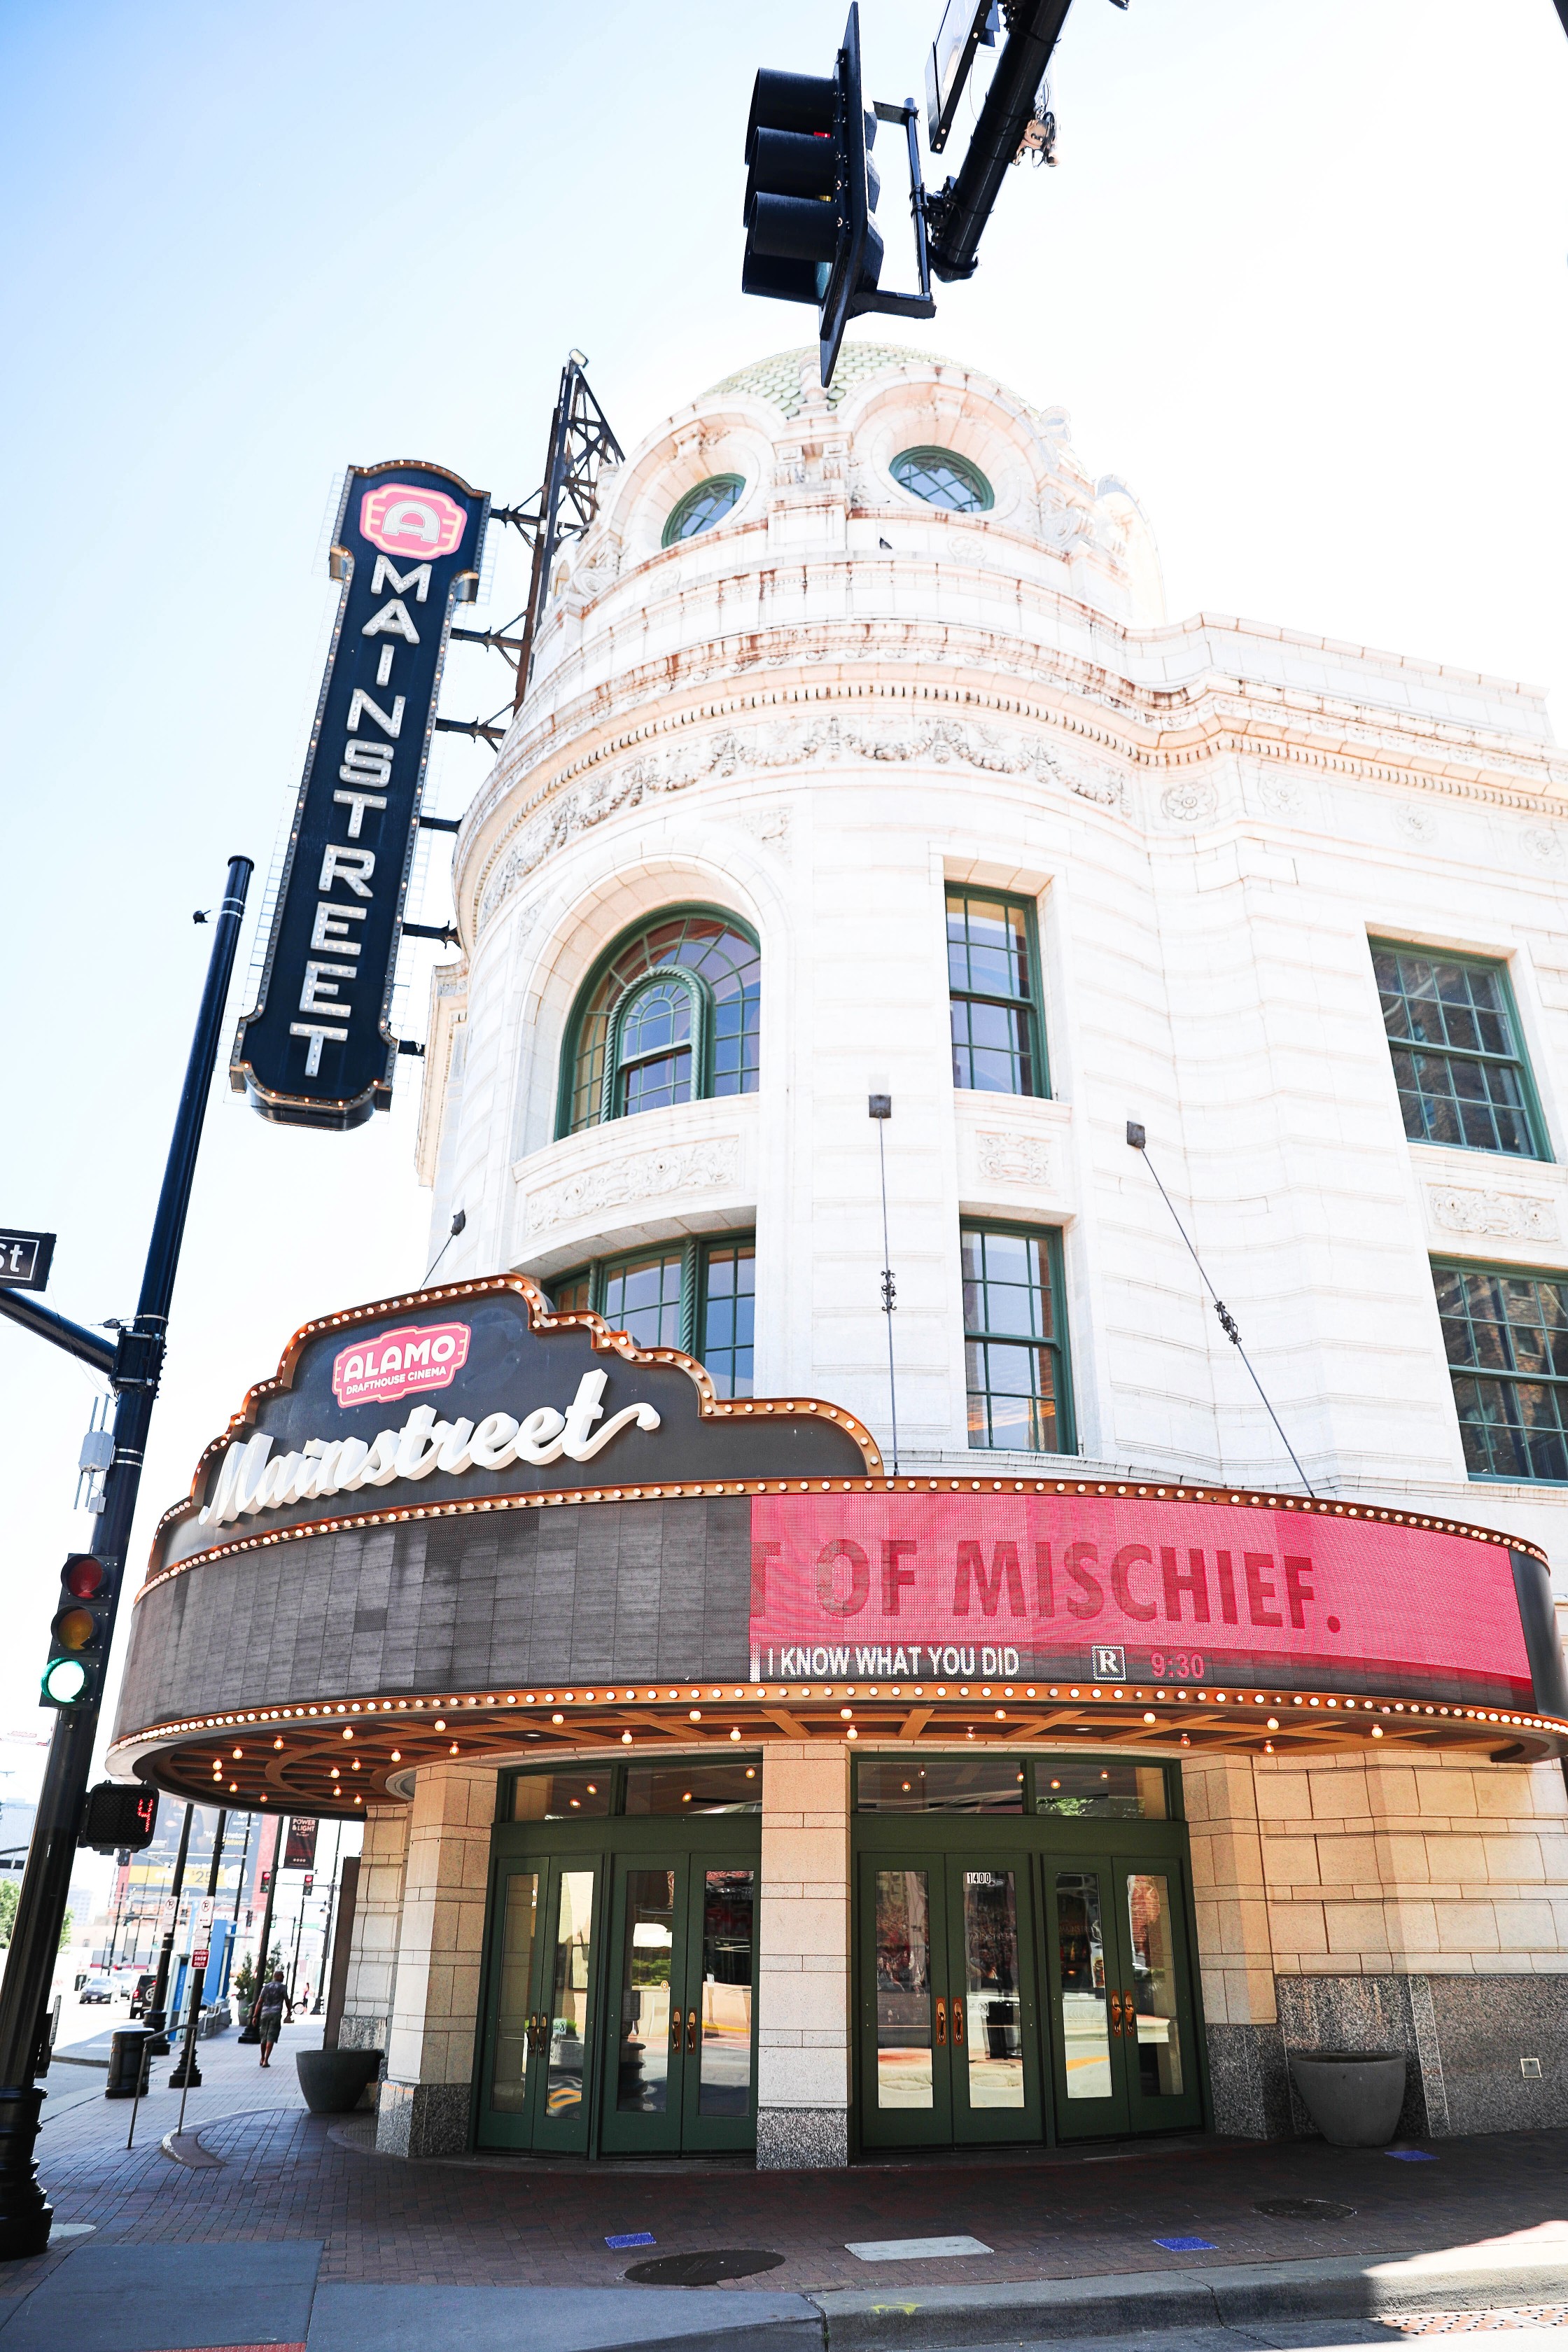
743;4;885;386
42;1553;113;1709
78;1783;158;1853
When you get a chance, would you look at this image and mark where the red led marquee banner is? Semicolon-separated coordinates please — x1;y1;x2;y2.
748;1491;1538;1708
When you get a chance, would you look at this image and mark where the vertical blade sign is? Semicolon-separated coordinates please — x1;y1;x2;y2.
232;462;489;1130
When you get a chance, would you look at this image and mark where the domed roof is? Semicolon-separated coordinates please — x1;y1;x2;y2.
703;340;964;419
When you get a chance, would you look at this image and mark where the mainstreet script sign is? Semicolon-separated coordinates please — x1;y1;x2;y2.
232;461;489;1130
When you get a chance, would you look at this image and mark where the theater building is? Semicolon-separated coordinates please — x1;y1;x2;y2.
111;344;1568;2165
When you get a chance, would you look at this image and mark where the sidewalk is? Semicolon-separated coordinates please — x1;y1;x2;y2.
0;2019;1563;2348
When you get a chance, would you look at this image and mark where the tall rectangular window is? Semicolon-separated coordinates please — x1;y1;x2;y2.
699;1240;755;1397
1373;942;1546;1160
546;1236;755;1398
946;889;1046;1097
961;1223;1070;1452
1433;1260;1568;1483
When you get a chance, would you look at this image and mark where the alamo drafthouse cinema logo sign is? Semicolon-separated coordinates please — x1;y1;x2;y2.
231;462;489;1133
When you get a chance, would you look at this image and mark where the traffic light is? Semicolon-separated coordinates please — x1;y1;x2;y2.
743;4;884;384
42;1553;113;1709
78;1784;158;1852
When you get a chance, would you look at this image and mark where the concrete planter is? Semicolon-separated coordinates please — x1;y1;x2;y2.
296;2047;382;2115
1289;2050;1408;2146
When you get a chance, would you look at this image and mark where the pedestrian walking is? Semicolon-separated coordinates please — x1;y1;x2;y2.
250;1970;293;2067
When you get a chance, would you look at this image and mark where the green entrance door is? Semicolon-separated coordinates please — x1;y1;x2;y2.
599;1856;758;2155
1044;1854;1203;2138
477;1856;601;2152
857;1853;1042;2150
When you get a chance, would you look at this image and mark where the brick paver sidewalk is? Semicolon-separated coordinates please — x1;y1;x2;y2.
6;2022;1566;2302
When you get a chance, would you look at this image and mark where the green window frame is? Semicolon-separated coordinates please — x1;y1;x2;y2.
891;447;994;513
501;1756;764;1821
557;906;761;1138
960;1222;1073;1455
852;1754;1177;1819
1432;1256;1568;1484
947;887;1047;1098
1371;939;1548;1161
548;1233;755;1398
662;475;746;547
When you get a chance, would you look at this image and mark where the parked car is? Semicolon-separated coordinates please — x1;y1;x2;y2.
127;1973;157;2019
78;1978;113;2005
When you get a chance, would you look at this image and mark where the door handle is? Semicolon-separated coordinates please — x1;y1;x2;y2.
952;1998;965;2046
669;2006;683;2052
1108;1990;1123;2036
934;1998;946;2047
1124;1989;1138;2036
686;2008;698;2054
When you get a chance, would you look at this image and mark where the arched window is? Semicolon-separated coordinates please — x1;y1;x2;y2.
662;475;746;547
891;446;993;514
560;908;761;1135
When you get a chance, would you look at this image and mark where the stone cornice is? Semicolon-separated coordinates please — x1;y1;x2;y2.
452;640;1568;944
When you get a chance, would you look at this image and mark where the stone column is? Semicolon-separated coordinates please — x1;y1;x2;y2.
1183;1754;1289;2136
375;1760;496;2157
755;1740;851;2168
338;1802;408;2059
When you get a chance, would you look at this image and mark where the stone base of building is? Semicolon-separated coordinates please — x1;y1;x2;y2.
1209;1973;1568;2141
755;2106;849;2169
374;2079;470;2158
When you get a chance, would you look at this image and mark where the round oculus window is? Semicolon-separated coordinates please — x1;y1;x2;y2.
662;474;746;547
890;446;993;514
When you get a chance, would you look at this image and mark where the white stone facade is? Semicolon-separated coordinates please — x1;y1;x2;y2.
363;341;1568;2152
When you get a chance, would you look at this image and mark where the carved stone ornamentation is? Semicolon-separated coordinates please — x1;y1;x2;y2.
974;1131;1055;1189
476;712;1130;932
524;1136;743;1236
1258;772;1305;816
1427;1185;1560;1244
1161;778;1218;824
1521;825;1564;869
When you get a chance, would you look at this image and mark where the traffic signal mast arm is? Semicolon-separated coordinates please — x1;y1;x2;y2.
925;0;1075;281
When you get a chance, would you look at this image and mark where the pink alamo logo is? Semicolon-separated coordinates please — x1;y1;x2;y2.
332;1321;471;1409
359;483;468;560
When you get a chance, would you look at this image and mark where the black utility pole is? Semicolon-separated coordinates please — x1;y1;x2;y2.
926;0;1074;281
0;855;251;2261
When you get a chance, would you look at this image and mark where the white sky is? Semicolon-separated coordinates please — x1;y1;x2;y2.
0;0;1564;1748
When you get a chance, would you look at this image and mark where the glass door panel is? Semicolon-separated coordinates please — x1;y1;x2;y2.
603;1862;684;2151
859;1858;953;2146
1045;1863;1129;2138
1116;1865;1203;2132
477;1866;542;2148
951;1861;1041;2143
533;1865;597;2152
680;1865;758;2151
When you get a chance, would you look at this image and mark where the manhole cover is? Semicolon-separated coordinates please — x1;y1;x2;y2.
626;2248;785;2286
1255;2197;1357;2220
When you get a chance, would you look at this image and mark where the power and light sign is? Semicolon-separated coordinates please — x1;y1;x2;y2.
231;461;489;1130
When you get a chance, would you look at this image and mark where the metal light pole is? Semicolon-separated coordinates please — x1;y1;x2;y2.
169;1812;225;2101
0;857;251;2260
239;1816;287;2045
144;1801;195;2056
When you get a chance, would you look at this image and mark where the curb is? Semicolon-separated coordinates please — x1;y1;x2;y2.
806;2247;1568;2348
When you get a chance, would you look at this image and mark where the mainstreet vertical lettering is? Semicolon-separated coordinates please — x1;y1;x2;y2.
232;461;489;1129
